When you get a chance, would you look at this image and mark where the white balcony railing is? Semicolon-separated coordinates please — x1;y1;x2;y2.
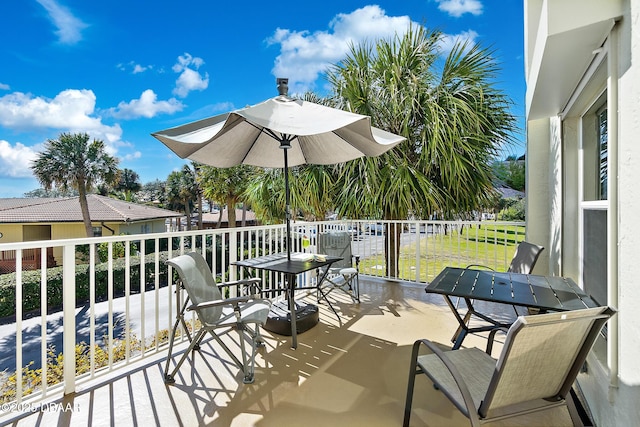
0;219;524;415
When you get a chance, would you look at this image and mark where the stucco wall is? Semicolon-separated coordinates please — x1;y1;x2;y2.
526;0;640;424
525;117;551;275
0;224;23;244
615;0;640;390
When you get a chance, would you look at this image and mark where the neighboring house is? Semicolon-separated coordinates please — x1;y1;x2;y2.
0;195;181;273
525;0;639;425
199;208;258;229
493;179;525;200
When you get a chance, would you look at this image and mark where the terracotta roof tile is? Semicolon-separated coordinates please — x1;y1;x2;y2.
0;195;181;223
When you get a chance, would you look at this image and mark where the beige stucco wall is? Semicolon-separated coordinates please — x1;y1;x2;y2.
0;220;169;265
524;117;551;275
0;224;23;244
613;0;640;392
526;0;640;425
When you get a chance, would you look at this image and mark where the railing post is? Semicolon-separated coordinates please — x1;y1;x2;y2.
229;230;238;286
415;221;421;283
63;243;76;394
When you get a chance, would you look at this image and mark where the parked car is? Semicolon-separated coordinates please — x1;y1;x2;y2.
366;223;385;235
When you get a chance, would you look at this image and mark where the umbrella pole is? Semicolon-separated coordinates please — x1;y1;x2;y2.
283;146;292;261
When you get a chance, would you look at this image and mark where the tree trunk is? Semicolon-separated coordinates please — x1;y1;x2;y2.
384;222;402;278
184;199;192;231
227;196;237;228
197;194;203;230
216;209;223;228
78;184;94;237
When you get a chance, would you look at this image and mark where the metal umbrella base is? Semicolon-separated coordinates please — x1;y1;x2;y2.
264;300;319;336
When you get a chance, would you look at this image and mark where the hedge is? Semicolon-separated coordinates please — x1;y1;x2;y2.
0;252;175;318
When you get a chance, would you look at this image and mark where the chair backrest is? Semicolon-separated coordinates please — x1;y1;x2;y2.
317;231;353;269
166;252;223;325
478;306;615;419
507;241;544;274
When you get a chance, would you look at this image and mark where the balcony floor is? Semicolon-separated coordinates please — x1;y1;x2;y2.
8;277;575;427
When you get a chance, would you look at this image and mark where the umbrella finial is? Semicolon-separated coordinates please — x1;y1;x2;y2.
277;78;289;97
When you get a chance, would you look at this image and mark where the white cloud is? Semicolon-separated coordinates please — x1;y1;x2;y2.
36;0;88;45
172;53;209;98
0;89;125;161
117;61;152;74
0;89;117;134
109;89;184;119
267;5;413;93
0;140;39;178
0;83;9;91
132;64;148;74
122;151;142;161
436;0;483;18
440;30;479;53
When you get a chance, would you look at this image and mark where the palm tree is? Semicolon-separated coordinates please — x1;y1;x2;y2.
197;165;254;228
140;179;167;206
166;164;198;230
326;25;516;276
115;168;142;201
31;132;120;237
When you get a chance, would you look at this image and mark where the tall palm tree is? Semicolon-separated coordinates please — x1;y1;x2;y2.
166;164;198;230
327;25;516;276
115;168;142;201
31;132;120;237
197;165;254;228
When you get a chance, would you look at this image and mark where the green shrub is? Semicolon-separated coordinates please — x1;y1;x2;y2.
0;327;178;404
0;252;172;318
497;198;525;221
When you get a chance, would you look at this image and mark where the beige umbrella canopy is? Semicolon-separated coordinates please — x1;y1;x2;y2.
152;78;405;258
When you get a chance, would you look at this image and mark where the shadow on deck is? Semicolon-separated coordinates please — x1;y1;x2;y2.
5;277;574;427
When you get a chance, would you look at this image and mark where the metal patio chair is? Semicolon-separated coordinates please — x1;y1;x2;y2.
468;240;545;274
404;306;616;427
453;241;545;341
164;252;271;384
317;231;360;303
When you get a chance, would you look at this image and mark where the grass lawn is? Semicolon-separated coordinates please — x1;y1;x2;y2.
360;224;526;282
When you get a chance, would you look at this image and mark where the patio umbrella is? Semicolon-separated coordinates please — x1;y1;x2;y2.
152;78;405;259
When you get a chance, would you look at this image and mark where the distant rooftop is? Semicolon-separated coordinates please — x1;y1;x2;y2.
0;194;181;223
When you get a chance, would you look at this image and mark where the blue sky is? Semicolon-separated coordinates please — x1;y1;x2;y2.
0;0;525;198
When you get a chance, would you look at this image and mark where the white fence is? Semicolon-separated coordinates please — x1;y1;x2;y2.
0;219;523;414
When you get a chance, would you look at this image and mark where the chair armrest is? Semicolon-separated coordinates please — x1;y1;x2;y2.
187;295;253;311
217;278;263;296
410;339;481;426
217;277;262;288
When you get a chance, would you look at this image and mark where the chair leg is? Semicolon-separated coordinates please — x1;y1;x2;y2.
403;341;422;427
164;295;193;383
238;325;252;384
164;328;207;384
163;315;182;383
353;274;360;302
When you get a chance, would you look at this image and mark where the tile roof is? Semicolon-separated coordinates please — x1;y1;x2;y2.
200;209;257;223
0;195;181;223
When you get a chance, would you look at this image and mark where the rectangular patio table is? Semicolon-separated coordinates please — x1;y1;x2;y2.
426;267;600;350
233;253;342;349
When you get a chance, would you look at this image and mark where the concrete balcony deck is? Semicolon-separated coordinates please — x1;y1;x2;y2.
7;277;574;427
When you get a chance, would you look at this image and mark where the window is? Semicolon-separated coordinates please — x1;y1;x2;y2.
92;227;103;237
597;106;608;200
580;94;608;365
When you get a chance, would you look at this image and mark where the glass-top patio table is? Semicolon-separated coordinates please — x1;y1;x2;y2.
233;252;342;349
426;266;600;350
